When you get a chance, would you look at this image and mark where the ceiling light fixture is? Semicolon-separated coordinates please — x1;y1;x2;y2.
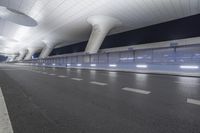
0;35;18;43
0;6;37;27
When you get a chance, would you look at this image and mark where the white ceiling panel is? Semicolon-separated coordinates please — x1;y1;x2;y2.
0;0;200;54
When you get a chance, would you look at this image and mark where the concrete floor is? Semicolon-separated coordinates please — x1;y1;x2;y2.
0;64;200;133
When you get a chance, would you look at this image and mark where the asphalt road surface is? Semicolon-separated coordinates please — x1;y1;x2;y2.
0;64;200;133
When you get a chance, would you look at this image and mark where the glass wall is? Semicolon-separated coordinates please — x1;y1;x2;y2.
25;44;200;67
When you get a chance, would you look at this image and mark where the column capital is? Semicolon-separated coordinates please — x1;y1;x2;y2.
85;15;121;54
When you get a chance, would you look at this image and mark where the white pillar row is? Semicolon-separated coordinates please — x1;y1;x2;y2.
85;15;121;54
17;49;28;61
39;42;55;58
24;48;39;60
14;54;19;61
12;54;18;61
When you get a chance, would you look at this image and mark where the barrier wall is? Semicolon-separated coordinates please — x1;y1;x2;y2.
22;44;200;77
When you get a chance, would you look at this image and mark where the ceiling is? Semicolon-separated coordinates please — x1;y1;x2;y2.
0;0;200;55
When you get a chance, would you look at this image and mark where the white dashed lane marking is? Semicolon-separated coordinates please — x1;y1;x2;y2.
49;73;56;76
187;98;200;106
71;78;83;81
122;87;151;95
33;71;40;73
0;87;14;133
57;75;68;78
90;81;107;86
41;72;48;74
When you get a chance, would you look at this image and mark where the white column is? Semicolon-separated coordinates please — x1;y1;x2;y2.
85;15;121;54
24;48;38;60
17;49;28;61
39;45;54;58
12;54;18;61
39;41;56;58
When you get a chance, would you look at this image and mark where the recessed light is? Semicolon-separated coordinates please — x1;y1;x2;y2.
109;64;117;67
180;65;199;69
90;64;96;67
136;65;148;68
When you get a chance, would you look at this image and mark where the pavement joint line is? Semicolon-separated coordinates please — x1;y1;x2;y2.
122;87;151;95
187;98;200;106
0;87;14;133
174;81;200;86
90;81;107;86
71;78;83;81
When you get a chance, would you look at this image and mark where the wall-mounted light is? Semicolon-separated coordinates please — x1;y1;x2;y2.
52;63;56;66
136;64;148;68
180;65;199;69
109;64;117;67
42;63;45;66
77;64;82;67
120;57;134;60
67;64;71;66
137;57;143;59
90;64;96;67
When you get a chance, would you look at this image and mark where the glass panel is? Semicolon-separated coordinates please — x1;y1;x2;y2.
109;52;120;63
153;48;175;63
99;53;108;64
119;51;134;63
135;50;152;63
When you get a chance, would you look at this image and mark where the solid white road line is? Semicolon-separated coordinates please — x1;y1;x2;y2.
57;75;68;78
0;87;14;133
71;78;83;81
90;81;107;86
122;87;151;95
187;98;200;106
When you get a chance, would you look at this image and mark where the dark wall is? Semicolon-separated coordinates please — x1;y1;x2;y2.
0;55;7;62
33;52;41;58
49;14;200;56
50;42;86;56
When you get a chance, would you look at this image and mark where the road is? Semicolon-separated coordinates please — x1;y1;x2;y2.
0;64;200;133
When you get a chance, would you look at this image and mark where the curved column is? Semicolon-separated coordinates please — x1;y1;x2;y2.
24;48;39;60
85;15;121;54
17;49;28;61
12;54;18;61
39;44;55;58
14;55;19;61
